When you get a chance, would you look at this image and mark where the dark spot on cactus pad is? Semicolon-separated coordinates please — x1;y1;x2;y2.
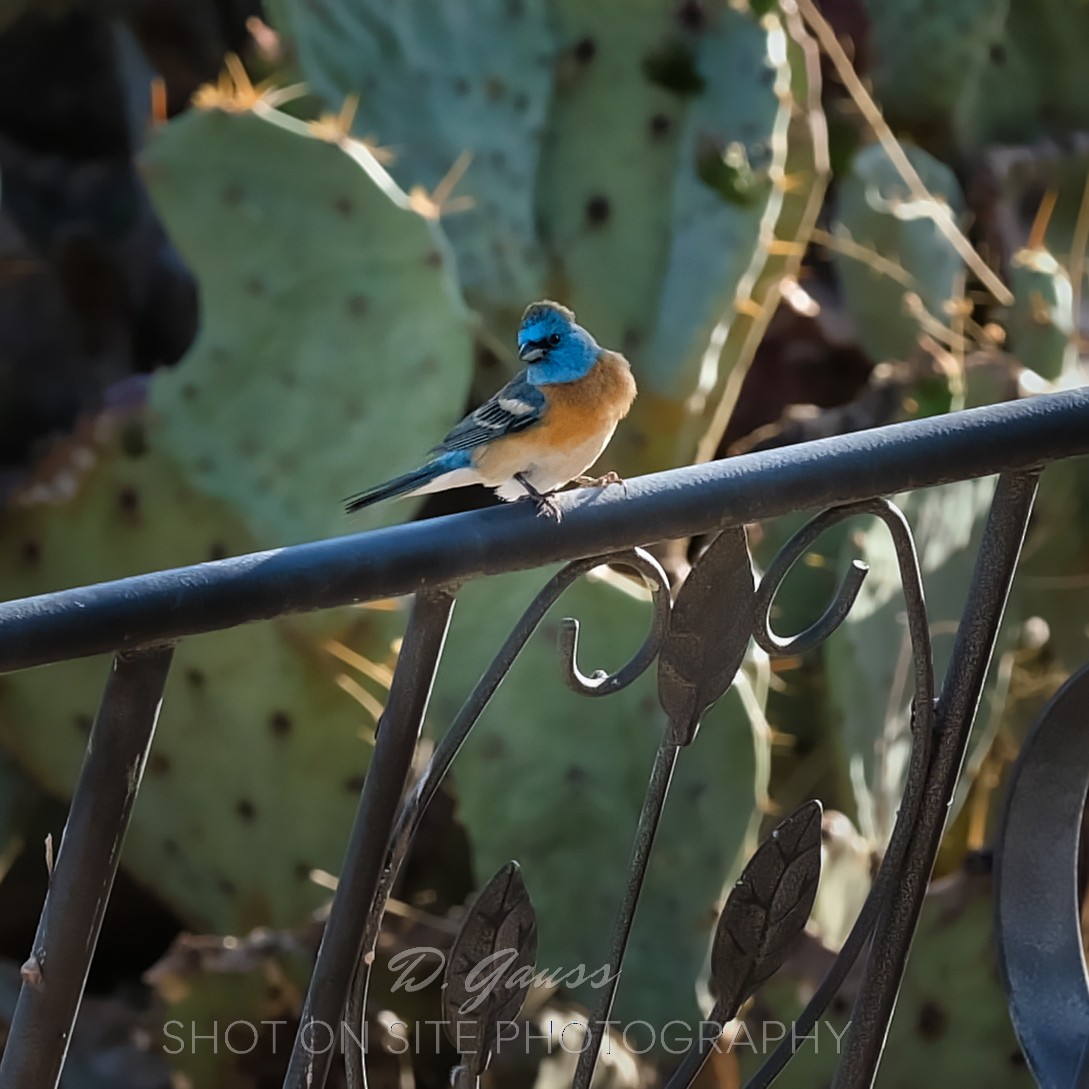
513;92;530;113
181;383;199;401
675;0;707;31
345;774;366;794
565;764;587;785
245;276;265;297
148;753;171;776
425;250;443;268
650;113;672;139
120;421;148;458
586;195;611;225
687;780;707;801
236;798;257;821
573;37;597;63
916;1000;948;1040
831;993;850;1016
505;0;524;16
454;77;470;96
74;713;93;733
334;196;353;218
279;371;297;388
479;735;507;760
208;541;228;561
485;76;506;101
990;43;1007;64
222;182;244;205
1008;1049;1027;1067
269;710;293;736
294;861;312;881
20;539;41;565
117;485;140;515
185;668;205;689
217;876;237;897
417;356;439;377
347;294;368;318
643;40;705;97
162;838;180;858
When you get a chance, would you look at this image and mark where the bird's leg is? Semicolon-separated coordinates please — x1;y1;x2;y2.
515;472;562;521
575;470;627;495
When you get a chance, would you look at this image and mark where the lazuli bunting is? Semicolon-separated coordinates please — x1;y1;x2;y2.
345;301;636;519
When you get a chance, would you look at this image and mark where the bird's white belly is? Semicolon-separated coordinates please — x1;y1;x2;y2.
492;426;616;501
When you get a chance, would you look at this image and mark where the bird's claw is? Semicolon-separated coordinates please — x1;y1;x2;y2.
535;494;562;521
575;471;627;496
515;472;562;521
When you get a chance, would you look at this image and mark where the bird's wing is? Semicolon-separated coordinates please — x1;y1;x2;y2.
437;373;547;453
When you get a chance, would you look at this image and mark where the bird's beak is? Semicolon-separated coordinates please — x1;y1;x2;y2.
519;342;545;362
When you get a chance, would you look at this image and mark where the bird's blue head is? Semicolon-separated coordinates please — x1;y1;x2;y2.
517;300;600;384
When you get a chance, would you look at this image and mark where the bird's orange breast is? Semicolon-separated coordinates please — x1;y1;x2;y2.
472;351;636;483
539;350;637;444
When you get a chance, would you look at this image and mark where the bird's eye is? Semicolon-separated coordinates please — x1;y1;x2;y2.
548;333;562;346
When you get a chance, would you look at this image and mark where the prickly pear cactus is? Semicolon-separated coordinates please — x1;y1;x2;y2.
691;1;830;460
743;874;1031;1088
0;95;480;931
0;409;395;932
969;0;1089;146
833;141;966;366
1006;247;1077;382
267;0;805;472
266;0;554;328
147;931;314;1089
143;104;474;544
862;0;1009;142
428;564;769;1036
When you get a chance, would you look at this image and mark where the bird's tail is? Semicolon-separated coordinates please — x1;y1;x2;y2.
344;462;445;514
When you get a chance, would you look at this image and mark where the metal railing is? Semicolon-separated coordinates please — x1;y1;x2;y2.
1;387;1089;1089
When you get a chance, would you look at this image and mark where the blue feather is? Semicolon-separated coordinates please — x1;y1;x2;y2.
344;449;470;513
517;301;601;385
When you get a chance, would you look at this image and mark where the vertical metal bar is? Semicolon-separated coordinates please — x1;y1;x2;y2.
284;588;455;1089
571;740;681;1089
0;645;174;1089
831;470;1039;1089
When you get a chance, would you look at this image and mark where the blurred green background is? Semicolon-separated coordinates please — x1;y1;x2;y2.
0;0;1086;1085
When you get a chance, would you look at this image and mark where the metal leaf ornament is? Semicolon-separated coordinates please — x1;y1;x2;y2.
442;861;538;1080
710;800;823;1019
657;526;756;745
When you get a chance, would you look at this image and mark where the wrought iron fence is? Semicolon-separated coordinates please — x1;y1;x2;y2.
1;387;1089;1089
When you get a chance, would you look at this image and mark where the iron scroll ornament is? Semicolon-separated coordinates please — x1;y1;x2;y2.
335;496;947;1089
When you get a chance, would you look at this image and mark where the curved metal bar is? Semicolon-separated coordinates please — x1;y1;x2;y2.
995;664;1089;1089
344;548;670;1089
830;470;1038;1089
664;498;935;1089
754;508;870;657
750;498;934;1089
558;562;670;695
